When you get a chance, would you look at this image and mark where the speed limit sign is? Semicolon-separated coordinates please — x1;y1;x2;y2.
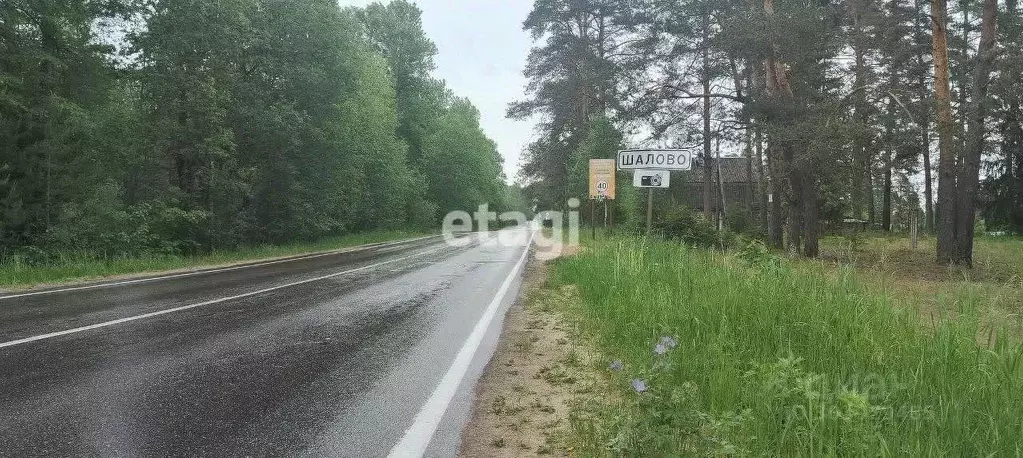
588;160;616;199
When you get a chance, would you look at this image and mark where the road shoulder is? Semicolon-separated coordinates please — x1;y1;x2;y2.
459;246;600;457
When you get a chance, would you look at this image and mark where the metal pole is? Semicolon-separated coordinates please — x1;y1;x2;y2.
609;199;615;235
602;200;608;234
646;189;653;236
591;199;596;240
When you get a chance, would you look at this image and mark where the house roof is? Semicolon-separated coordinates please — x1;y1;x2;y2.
678;157;752;184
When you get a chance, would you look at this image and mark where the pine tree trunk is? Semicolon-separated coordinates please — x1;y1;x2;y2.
1010;100;1023;231
866;161;875;225
933;0;958;264
717;138;728;225
851;1;869;220
745;132;754;221
959;6;970;145
756;126;770;237
702;17;714;221
1006;5;1019;236
767;144;785;249
763;0;802;253
923;120;935;233
915;0;935;233
953;0;999;266
883;151;893;232
785;145;802;254
802;175;820;257
883;49;900;233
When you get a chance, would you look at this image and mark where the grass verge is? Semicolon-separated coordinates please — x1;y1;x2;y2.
819;233;1023;284
0;230;427;290
555;237;1023;456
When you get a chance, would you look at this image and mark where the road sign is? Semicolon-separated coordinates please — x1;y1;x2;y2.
617;149;693;171
588;159;616;199
633;170;670;188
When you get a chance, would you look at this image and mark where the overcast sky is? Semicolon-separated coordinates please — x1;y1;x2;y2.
342;0;536;182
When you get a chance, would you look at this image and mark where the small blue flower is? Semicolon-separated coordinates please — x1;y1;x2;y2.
631;378;648;393
654;343;668;355
659;336;678;350
609;360;624;372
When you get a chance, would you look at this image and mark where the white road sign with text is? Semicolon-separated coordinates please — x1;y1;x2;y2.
617;149;693;171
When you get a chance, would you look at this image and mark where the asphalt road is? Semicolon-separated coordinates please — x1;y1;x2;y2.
0;230;533;457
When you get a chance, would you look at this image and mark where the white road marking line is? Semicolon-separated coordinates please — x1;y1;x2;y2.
0;245;449;350
388;230;534;458
0;235;441;300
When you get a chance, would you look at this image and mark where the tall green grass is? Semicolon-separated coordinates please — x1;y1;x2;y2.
0;230;426;289
555;238;1023;456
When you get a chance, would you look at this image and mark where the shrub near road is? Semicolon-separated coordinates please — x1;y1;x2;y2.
554;238;1023;456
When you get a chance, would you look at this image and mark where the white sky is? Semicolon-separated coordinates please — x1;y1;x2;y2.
342;0;536;182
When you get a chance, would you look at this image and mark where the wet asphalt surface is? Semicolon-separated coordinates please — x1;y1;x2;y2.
0;232;531;457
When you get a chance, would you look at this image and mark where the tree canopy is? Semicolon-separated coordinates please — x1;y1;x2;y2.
513;0;1021;265
1;0;509;259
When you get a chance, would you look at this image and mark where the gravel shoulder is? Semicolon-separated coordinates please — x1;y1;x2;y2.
459;247;601;457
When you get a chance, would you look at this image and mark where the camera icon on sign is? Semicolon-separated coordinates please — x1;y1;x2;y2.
635;170;668;188
641;174;662;187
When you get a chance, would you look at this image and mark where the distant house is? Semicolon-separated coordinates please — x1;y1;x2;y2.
671;156;756;214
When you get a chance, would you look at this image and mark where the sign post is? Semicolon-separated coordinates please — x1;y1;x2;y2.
588;159;616;238
609;201;614;235
632;170;671;235
617;150;693;237
646;188;653;235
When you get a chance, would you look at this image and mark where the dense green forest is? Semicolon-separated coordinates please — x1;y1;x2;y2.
512;0;1022;265
6;0;1021;268
1;0;516;261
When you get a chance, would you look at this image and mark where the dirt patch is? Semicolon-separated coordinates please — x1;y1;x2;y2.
459;247;596;457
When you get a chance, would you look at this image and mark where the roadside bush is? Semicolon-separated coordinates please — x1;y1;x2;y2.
655;204;735;250
736;238;781;271
6;245;51;267
41;183;211;259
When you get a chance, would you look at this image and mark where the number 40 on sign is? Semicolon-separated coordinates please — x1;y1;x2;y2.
588;159;616;199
